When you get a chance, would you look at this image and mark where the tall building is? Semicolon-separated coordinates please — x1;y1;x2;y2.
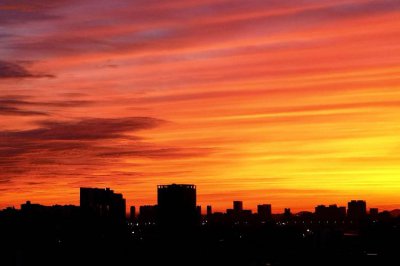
233;201;243;212
347;200;367;221
80;187;126;220
130;206;136;221
196;205;202;219
157;184;197;226
207;205;212;217
257;204;272;220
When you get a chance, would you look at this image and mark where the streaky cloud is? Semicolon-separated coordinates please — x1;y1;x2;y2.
0;61;54;79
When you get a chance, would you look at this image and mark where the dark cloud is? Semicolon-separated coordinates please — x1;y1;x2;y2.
0;116;213;179
0;179;11;184
0;33;14;39
0;95;92;117
9;37;114;57
0;96;92;108
0;9;59;25
104;64;119;68
0;105;48;116
14;0;400;57
59;92;88;98
0;61;34;78
0;61;54;79
0;0;77;25
0;95;47;116
25;181;46;186
2;117;164;141
0;117;164;165
97;147;214;159
5;0;400;58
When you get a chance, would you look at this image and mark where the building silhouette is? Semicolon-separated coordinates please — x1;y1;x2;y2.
1;184;399;266
80;187;126;220
20;201;80;219
257;204;272;220
21;201;48;213
233;201;243;212
157;184;197;227
139;205;157;223
370;208;379;218
196;205;202;217
207;205;212;217
283;208;292;219
130;206;136;221
227;201;252;222
347;200;367;221
315;204;346;221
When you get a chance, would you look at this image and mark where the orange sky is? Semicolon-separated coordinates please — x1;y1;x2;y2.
1;0;400;213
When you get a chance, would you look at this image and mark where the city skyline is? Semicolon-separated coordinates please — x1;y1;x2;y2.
3;185;397;216
1;1;400;212
3;184;398;266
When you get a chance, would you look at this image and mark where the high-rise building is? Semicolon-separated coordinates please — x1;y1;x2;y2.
233;201;243;212
347;200;367;221
207;205;212;217
157;184;197;226
80;187;126;220
257;204;272;220
196;205;202;219
130;206;136;221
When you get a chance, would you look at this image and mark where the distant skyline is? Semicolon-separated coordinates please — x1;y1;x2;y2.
9;185;384;215
1;0;400;212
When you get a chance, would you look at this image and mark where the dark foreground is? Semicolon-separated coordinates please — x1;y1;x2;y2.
0;209;399;266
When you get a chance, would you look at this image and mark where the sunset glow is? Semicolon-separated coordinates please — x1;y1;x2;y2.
1;0;400;212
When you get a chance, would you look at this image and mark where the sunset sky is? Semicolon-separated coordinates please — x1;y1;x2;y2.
1;0;400;213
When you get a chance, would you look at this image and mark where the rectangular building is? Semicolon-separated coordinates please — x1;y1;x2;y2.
80;187;126;220
257;204;272;220
157;184;197;226
347;200;367;221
